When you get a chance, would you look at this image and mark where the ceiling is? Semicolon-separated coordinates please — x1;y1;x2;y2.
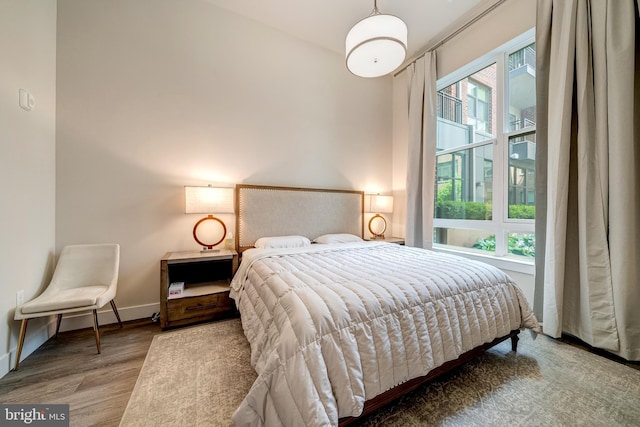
205;0;496;61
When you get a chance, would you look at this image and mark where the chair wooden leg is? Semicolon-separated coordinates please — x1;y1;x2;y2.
92;309;101;354
110;300;123;328
14;319;29;371
55;314;63;337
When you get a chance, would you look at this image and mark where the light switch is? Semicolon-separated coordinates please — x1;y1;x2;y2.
19;88;35;111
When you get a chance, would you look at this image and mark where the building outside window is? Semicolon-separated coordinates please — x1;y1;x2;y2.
467;80;491;133
434;33;536;260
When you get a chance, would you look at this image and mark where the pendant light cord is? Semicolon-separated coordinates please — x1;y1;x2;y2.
371;0;380;16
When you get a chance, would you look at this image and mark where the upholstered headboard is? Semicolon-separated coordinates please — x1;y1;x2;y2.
235;184;364;253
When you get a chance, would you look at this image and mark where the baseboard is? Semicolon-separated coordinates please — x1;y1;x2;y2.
57;302;160;332
0;317;54;379
0;302;160;379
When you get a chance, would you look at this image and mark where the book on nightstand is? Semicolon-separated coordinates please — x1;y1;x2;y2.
168;282;185;299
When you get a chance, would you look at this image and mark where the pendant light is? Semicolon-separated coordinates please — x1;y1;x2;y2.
345;0;408;78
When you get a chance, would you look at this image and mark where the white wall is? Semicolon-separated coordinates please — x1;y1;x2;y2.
56;0;394;327
435;0;536;78
0;0;57;376
391;0;537;304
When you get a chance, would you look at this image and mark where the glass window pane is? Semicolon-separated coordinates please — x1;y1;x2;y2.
478;101;488;118
435;145;493;220
468;101;476;117
508;43;536;131
434;228;496;254
467;81;476;95
437;63;496;151
508;132;536;219
477;86;489;102
508;233;536;258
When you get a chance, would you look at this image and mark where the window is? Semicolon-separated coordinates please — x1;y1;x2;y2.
467;80;491;133
434;33;536;260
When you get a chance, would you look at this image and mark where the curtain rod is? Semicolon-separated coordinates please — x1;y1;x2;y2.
394;0;507;76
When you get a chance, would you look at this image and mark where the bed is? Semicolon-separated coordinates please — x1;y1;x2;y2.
230;184;540;426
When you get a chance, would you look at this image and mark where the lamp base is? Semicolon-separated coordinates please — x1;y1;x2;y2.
368;214;388;240
192;215;227;253
200;247;221;254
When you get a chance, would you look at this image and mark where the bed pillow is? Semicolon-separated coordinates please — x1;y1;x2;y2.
254;235;311;249
314;233;364;244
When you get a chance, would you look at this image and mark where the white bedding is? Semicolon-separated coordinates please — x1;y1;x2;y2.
230;242;540;427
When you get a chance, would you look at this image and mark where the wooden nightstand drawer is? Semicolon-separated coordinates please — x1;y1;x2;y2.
167;292;232;321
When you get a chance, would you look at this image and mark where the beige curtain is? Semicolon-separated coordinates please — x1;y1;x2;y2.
536;0;640;360
405;52;437;248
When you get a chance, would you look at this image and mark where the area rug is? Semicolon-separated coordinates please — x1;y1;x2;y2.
120;319;640;427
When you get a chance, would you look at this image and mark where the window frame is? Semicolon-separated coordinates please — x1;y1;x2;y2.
433;29;536;260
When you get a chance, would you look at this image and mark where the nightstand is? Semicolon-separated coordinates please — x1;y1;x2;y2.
367;237;405;245
160;249;238;329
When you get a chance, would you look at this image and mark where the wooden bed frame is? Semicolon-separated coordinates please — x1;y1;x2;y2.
338;330;520;425
234;184;521;424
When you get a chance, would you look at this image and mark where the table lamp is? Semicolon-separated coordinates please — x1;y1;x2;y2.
365;194;393;239
184;185;234;252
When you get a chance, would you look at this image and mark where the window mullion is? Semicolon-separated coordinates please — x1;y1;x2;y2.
493;53;507;255
436;139;494;156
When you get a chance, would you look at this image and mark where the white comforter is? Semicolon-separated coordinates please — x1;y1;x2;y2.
230;242;540;427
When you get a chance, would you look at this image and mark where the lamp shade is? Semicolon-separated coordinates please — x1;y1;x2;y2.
365;194;394;214
184;186;234;214
346;13;407;78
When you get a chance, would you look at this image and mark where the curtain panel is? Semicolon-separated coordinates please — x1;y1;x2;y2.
405;52;437;249
536;0;640;360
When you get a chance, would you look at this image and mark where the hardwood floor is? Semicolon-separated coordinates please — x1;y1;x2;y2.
1;320;638;427
0;319;161;427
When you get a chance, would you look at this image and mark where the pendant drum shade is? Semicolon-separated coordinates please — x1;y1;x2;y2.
346;14;407;78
